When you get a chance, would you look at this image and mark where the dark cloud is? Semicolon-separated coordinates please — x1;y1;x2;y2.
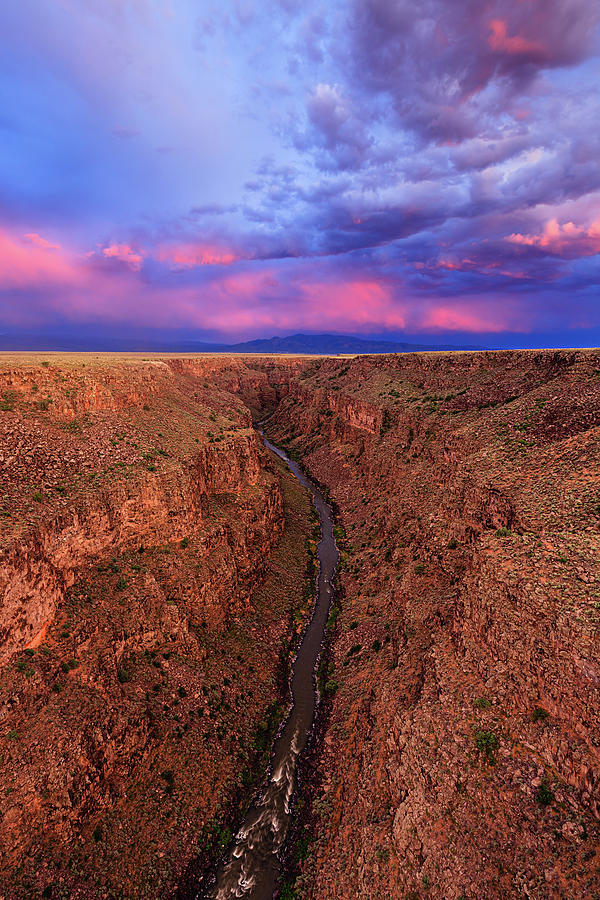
344;0;600;140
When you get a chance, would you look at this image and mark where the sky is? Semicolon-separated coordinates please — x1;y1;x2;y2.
1;0;599;347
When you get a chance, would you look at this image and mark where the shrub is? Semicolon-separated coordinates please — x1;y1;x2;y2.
372;639;381;652
473;697;492;709
495;526;511;537
532;706;549;723
117;668;131;683
32;490;44;503
414;563;425;575
474;729;499;762
116;576;128;591
180;537;189;549
447;538;458;550
92;825;102;842
160;770;175;794
16;660;34;677
535;781;554;806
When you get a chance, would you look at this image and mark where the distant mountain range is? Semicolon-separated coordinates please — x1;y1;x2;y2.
0;332;485;355
216;333;485;354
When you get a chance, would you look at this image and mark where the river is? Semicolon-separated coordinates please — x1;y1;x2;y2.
199;433;339;900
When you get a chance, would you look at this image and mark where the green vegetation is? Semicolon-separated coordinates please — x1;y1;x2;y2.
16;659;34;677
61;658;79;673
474;729;499;763
473;697;492;709
333;524;346;542
197;819;233;855
535;780;554;806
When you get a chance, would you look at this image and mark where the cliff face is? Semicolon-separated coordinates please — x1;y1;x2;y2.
0;356;313;898
165;355;307;418
265;349;600;900
0;361;268;661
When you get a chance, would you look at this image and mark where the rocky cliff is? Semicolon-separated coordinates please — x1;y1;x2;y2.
0;355;314;898
265;349;600;900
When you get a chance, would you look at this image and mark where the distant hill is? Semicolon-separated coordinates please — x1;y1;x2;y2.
0;332;484;354
221;333;483;354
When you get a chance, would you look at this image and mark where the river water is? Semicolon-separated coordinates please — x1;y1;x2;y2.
200;434;339;900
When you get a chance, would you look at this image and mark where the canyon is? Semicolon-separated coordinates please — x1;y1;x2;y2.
1;349;600;899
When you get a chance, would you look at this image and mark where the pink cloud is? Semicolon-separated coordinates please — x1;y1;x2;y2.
24;233;62;251
0;222;590;340
421;303;523;334
102;243;145;270
488;18;546;57
0;229;77;290
507;218;600;257
156;243;237;268
300;279;406;329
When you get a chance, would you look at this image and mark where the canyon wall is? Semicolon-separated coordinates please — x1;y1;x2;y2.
264;349;600;900
0;355;313;898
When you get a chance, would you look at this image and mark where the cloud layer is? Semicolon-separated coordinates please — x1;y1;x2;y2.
0;0;598;342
